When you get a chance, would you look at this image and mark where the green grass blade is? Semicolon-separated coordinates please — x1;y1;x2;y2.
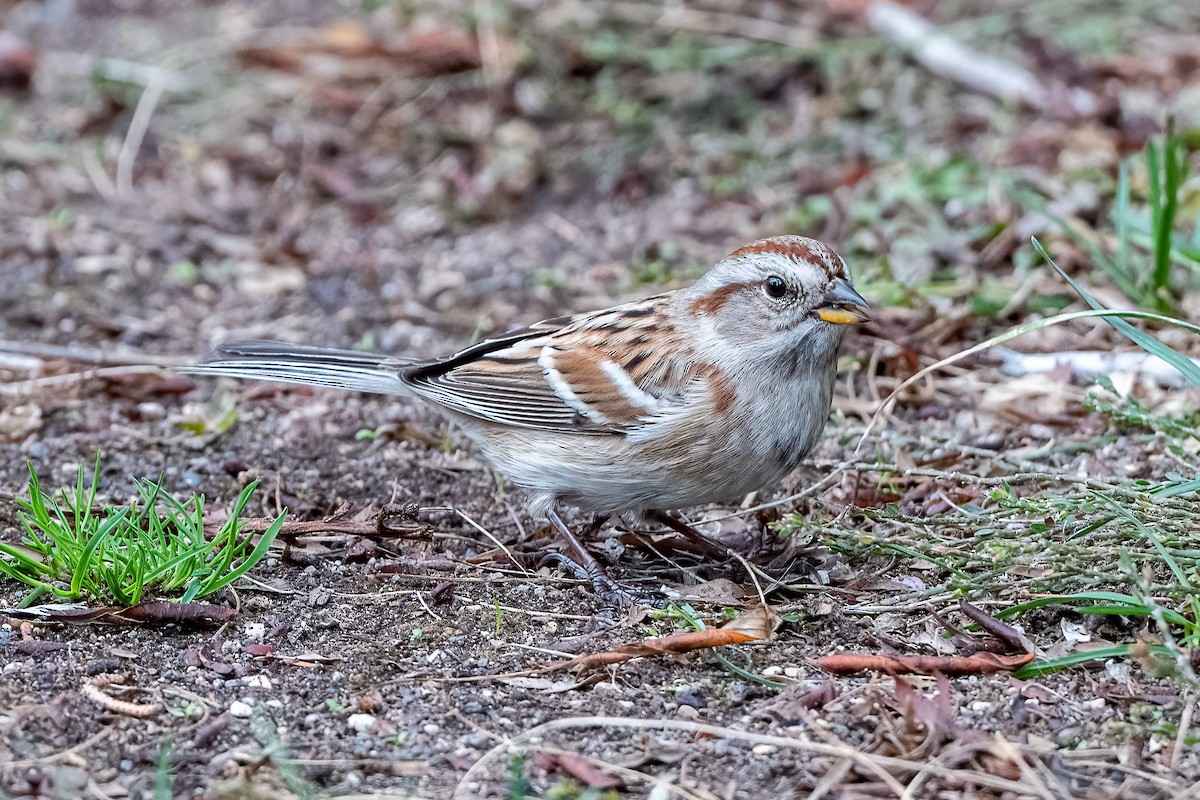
1020;192;1143;302
198;510;286;597
1115;160;1131;276
1012;644;1178;679
1033;237;1200;387
1155;479;1200;497
0;541;55;574
70;508;128;597
998;591;1164;619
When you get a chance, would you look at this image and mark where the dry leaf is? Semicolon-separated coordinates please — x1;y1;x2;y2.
553;605;777;673
810;651;1034;676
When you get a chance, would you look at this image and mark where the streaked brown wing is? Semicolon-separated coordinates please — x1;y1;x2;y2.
399;296;699;435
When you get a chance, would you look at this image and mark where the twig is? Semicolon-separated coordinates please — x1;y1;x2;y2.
424;505;531;576
1171;692;1196;775
0;339;190;367
116;69;169;196
454;716;1056;798
0;365;175;397
2;728;113;768
582;2;817;50
82;674;161;718
866;1;1097;116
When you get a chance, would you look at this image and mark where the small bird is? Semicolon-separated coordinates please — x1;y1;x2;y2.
188;236;869;600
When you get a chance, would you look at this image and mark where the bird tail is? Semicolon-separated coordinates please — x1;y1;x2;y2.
184;340;413;396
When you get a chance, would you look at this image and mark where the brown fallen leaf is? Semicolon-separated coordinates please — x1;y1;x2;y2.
4;600;236;627
810;651;1034;676
760;680;840;723
552;605;777;673
237;22;480;79
117;601;237;627
532;752;622;790
274;651;345;668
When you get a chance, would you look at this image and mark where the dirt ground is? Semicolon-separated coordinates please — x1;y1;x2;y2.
2;1;1199;798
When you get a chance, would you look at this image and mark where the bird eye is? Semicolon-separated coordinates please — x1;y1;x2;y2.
764;275;788;299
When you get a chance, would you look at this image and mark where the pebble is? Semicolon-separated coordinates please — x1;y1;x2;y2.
245;674;272;690
229;700;253;718
348;714;376;734
674;685;707;709
752;744;778;756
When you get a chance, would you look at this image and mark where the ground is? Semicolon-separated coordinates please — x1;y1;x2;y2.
1;1;1199;798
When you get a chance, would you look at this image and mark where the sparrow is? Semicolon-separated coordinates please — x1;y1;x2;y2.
187;236;869;600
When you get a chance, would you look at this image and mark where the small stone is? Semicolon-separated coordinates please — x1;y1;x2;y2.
752;744;777;756
245;674;272;690
229;700;253;718
674;685;707;709
422;723;440;735
348;714;375;734
676;705;699;720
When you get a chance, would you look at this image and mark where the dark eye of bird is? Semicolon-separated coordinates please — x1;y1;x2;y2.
764;275;788;299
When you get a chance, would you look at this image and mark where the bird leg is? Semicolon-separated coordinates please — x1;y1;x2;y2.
541;510;659;606
645;510;729;558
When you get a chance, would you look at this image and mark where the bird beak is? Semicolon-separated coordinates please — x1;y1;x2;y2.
815;278;870;324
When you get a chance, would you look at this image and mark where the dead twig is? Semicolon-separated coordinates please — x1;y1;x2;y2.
811;651;1035;676
574;2;817;50
866;1;1098;115
0;365;174;397
454;716;1059;799
82;674;161;718
116;67;169;196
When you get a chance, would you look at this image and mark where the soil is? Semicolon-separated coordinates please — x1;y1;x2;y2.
2;2;1198;799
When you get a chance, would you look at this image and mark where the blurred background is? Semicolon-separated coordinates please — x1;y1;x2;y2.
1;0;1196;366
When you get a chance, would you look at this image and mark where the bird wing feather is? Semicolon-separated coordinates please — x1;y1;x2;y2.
400;296;710;435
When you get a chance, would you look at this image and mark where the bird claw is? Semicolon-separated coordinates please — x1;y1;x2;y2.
539;552;666;608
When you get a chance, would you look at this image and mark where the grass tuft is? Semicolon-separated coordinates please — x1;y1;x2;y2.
0;453;284;607
1021;123;1198;311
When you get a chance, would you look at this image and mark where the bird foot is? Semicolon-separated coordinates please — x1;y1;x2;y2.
538;552;666;608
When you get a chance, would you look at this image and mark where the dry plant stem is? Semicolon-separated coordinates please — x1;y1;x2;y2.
0;365;174;397
856;307;1200;452
454;718;1057;799
81;674;161;718
2;728;114;769
1170;692;1196;774
581;1;817;50
116;70;168;196
424;505;530;575
867;1;1054;109
0;339;190;367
